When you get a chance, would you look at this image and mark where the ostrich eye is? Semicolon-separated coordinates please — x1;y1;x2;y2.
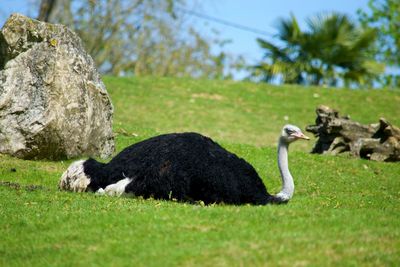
285;128;295;135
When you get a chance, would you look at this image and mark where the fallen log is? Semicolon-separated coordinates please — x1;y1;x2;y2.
306;105;400;162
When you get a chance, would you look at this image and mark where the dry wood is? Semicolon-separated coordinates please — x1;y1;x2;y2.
306;105;400;162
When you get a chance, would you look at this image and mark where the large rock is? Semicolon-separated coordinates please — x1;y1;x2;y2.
306;105;400;162
0;14;114;160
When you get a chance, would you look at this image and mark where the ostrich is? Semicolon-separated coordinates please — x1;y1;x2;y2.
59;125;309;204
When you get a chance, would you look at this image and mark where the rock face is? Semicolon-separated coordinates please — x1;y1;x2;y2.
306;105;400;162
0;14;114;160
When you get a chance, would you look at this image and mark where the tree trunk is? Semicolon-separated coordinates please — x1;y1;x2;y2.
37;0;57;22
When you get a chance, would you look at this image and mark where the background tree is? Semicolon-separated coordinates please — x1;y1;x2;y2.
253;13;382;88
37;0;242;78
37;0;57;22
358;0;400;88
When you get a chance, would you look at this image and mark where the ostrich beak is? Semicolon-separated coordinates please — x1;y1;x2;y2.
293;132;310;140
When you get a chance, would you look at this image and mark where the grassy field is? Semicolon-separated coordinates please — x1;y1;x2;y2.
1;77;399;266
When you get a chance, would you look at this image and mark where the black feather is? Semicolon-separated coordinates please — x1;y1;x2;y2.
84;132;272;205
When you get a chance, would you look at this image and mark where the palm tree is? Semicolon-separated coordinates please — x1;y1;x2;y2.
254;13;383;88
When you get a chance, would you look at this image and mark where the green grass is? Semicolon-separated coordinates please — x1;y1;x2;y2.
1;77;400;266
107;77;400;151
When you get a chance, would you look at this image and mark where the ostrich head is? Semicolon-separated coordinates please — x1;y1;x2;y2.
280;124;309;144
58;160;91;192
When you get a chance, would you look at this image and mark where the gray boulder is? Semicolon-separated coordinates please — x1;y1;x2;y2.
0;14;114;160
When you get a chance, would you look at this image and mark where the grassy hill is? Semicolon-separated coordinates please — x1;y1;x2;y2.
107;76;400;151
1;77;399;266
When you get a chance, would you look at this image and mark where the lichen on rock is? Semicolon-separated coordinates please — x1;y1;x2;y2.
0;14;114;160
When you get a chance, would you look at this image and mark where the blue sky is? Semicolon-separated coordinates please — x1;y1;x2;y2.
1;0;370;74
190;0;370;66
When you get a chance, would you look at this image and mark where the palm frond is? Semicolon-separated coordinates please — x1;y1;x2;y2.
275;14;302;45
256;38;292;62
255;12;380;87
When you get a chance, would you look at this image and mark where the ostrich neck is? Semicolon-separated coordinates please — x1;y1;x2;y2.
276;138;294;200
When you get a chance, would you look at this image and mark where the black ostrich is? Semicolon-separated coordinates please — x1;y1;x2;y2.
59;125;309;205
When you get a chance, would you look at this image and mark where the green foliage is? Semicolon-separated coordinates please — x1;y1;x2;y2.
358;0;400;88
253;13;383;88
358;0;400;65
47;0;240;78
1;77;400;266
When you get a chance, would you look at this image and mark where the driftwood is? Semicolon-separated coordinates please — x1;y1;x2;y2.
306;105;400;162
